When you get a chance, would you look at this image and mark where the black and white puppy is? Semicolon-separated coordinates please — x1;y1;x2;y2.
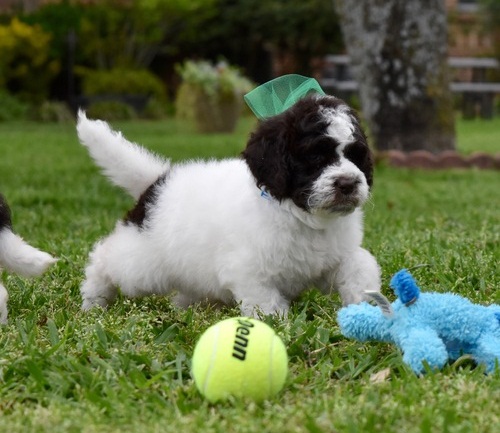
76;95;380;316
0;194;56;323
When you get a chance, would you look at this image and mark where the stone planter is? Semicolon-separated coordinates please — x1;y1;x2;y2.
176;83;243;133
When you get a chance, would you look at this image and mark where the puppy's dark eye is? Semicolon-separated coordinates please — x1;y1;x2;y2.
305;137;335;166
307;153;328;166
344;141;368;167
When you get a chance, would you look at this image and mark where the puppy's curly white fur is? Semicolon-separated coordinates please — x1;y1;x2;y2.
0;194;56;323
76;95;381;316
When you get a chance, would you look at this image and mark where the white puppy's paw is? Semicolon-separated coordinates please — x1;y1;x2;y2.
81;295;112;311
239;294;290;318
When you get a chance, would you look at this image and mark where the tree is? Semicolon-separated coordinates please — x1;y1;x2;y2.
333;0;455;152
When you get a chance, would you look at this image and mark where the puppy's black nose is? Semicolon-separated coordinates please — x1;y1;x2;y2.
335;177;358;195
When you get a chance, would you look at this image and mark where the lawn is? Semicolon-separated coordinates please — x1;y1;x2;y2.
0;115;499;433
455;116;500;154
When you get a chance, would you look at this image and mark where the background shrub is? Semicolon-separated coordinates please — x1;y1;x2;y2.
0;90;29;121
31;101;74;123
175;60;253;101
142;97;171;120
175;60;253;132
0;18;60;103
86;100;137;121
78;68;168;118
80;68;166;100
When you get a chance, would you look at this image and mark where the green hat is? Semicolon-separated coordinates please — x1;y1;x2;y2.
244;74;326;120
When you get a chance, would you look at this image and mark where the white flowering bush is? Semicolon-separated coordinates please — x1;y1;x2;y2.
176;60;253;101
175;59;254;132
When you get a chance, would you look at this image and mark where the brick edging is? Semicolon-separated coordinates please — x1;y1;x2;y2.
379;150;500;170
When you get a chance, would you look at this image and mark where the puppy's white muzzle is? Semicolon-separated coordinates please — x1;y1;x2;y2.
307;160;369;214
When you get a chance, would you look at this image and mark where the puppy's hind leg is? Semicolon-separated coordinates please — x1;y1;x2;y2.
81;224;164;310
80;239;118;310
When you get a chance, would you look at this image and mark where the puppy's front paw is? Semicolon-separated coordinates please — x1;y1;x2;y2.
81;296;111;311
340;290;367;306
335;247;381;306
240;298;290;318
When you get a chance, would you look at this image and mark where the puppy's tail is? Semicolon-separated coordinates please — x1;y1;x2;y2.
76;110;170;199
0;230;57;277
0;195;57;277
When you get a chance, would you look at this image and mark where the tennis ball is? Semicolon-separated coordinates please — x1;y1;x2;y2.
191;317;288;402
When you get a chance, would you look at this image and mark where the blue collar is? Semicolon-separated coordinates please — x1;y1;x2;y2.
260;186;273;201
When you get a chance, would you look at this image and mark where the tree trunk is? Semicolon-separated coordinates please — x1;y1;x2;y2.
334;0;455;152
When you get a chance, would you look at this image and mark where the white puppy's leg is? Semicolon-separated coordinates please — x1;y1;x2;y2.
328;247;381;305
171;290;218;309
0;224;56;323
81;240;118;310
0;282;8;324
81;224;171;310
171;292;198;309
233;285;290;317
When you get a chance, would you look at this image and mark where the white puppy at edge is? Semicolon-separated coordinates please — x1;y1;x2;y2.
0;195;57;323
76;94;381;316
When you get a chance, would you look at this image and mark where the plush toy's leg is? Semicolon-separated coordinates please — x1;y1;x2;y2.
337;303;392;342
472;334;500;373
396;327;449;374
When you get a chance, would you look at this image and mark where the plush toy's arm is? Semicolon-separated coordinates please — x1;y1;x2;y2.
458;305;500;373
394;326;448;374
337;302;393;342
472;334;500;373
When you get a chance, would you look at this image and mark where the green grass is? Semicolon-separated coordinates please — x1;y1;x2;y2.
0;116;499;433
455;116;500;154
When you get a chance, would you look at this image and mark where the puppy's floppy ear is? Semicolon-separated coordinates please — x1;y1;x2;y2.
242;119;291;201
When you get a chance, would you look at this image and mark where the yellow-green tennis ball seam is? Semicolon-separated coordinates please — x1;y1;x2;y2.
191;317;288;402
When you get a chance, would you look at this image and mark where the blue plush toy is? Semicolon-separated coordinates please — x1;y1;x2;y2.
338;269;500;374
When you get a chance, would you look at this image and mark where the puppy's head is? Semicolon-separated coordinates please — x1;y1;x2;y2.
242;95;373;215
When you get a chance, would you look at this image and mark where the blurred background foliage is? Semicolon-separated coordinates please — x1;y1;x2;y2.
0;17;59;103
0;0;343;121
0;0;497;125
